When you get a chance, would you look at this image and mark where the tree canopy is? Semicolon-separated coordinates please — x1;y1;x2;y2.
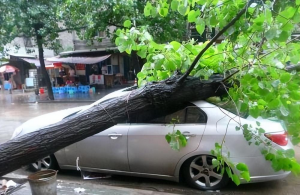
62;0;187;43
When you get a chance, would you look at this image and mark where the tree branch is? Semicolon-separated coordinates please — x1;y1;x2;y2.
178;1;250;83
222;65;250;82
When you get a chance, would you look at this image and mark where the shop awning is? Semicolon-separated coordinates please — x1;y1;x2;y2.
46;55;111;64
20;58;53;67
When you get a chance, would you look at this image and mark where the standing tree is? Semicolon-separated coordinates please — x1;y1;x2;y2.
61;0;187;72
0;0;83;100
0;0;299;187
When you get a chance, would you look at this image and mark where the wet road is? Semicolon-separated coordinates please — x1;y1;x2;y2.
0;92;299;194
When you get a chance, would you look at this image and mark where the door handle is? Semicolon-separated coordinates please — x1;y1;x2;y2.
108;133;122;140
182;131;196;139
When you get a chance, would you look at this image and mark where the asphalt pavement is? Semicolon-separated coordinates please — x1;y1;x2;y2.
0;90;299;195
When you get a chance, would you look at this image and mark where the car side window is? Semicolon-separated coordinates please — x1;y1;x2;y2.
165;109;186;124
185;106;207;123
145;104;207;124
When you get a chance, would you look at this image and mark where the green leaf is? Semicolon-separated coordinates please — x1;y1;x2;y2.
170;41;181;51
215;142;221;149
196;23;205;35
171;0;179;11
137;49;147;58
297;0;300;5
123;20;131;28
240;103;248;112
165;134;171;143
144;7;151;17
290;91;300;100
265;28;277;40
235;126;240;131
249;107;260;118
236;163;249;172
268;99;280;109
178;5;189;16
285;149;295;158
281;23;294;31
241;171;250;182
212;159;220;167
265;153;275;161
280;73;291;83
164;61;177;71
188;10;200;23
226;167;233;178
159;8;168;17
256;121;261;126
258;128;265;135
178;134;187;147
280;7;296;19
277;31;290;42
137;72;146;80
232;174;240;186
157;71;169;80
210;15;218;26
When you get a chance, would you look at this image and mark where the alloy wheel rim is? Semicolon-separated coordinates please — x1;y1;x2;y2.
32;156;51;170
189;155;223;188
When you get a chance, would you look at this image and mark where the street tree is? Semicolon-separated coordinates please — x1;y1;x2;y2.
0;0;299;187
61;0;187;72
0;0;81;100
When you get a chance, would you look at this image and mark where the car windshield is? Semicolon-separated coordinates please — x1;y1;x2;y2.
206;97;248;118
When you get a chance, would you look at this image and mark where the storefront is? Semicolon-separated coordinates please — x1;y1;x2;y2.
46;54;126;88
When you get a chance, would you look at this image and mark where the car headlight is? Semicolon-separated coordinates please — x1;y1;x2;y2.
11;126;23;139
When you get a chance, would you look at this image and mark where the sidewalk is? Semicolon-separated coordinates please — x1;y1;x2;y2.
0;84;133;103
1;175;178;195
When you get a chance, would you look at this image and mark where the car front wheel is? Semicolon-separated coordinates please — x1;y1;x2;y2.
182;155;229;190
29;155;59;171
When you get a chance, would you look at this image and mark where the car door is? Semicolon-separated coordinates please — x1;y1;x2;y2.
128;104;207;176
67;122;130;171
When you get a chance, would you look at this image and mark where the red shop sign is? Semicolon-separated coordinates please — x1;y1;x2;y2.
76;64;85;70
53;62;62;68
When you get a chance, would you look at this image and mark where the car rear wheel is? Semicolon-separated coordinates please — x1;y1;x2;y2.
29;155;59;171
182;155;229;190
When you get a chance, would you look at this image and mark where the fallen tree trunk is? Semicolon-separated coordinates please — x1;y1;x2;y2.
0;75;225;176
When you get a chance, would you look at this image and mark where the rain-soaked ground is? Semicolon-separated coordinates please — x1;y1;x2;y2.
0;90;299;194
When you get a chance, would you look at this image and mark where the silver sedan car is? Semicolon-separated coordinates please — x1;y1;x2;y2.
11;88;293;190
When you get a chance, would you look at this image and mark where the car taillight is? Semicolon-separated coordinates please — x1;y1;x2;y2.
264;131;288;146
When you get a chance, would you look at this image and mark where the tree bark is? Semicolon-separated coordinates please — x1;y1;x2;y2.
0;75;225;176
35;27;54;100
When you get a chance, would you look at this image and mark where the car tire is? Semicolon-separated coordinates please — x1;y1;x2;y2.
29;154;59;172
182;155;229;191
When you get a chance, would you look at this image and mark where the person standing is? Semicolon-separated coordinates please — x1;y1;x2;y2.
0;73;4;91
9;72;16;89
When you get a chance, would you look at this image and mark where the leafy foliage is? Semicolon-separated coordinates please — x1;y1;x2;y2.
165;118;187;151
61;0;187;43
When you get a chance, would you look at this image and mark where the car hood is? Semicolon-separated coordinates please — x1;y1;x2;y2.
13;106;89;138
